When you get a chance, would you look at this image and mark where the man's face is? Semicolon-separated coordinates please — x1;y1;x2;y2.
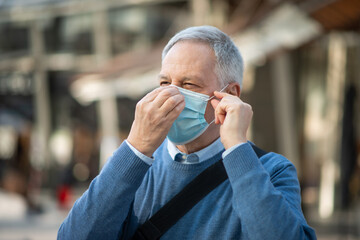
159;40;222;124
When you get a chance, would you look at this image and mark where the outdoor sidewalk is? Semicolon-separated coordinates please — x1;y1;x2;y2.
307;204;360;240
0;192;67;240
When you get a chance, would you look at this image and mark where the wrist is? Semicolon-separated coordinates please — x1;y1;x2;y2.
127;138;154;158
222;138;247;150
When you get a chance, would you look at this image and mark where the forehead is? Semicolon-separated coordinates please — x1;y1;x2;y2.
161;41;217;76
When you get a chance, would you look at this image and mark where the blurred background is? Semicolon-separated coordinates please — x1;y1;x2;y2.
0;0;359;239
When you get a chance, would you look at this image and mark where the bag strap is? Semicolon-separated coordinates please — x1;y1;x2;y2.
131;144;267;240
251;144;267;159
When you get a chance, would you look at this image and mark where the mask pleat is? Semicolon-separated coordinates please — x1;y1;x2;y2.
167;85;222;145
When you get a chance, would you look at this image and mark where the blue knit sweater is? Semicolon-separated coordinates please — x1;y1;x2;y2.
58;140;316;239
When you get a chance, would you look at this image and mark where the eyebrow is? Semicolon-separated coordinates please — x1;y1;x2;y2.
158;74;169;80
157;74;204;83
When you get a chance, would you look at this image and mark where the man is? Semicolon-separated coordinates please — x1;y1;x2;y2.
58;26;316;239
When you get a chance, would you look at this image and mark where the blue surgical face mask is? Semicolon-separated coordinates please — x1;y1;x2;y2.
167;84;228;145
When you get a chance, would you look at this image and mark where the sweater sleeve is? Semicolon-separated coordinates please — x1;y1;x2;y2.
222;143;317;240
57;141;150;240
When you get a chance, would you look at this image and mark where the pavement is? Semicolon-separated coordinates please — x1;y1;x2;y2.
0;191;69;240
306;204;360;240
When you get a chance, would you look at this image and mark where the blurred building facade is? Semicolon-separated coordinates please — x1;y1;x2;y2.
0;0;360;239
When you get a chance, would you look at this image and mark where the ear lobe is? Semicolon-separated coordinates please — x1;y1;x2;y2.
227;82;241;97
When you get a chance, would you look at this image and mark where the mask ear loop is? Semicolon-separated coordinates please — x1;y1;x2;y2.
219;84;229;93
208;84;229;125
208;84;229;101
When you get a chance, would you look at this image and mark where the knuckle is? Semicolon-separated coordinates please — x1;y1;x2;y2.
144;89;156;98
136;100;152;114
246;103;252;111
136;101;144;110
232;102;241;109
215;105;221;113
159;89;173;98
177;101;185;110
172;102;185;114
167;97;175;105
167;96;178;105
152;87;163;94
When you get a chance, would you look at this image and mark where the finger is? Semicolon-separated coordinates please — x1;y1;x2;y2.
210;99;220;124
161;94;185;114
210;98;219;109
214;91;243;104
214;100;229;125
152;87;181;108
144;86;177;102
213;91;228;99
165;99;185;121
218;112;226;124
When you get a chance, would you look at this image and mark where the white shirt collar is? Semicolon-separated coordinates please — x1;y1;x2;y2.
167;137;224;164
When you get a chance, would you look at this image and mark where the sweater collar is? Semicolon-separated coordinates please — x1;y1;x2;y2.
167;137;224;164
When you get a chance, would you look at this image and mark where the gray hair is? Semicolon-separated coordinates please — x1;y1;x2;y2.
162;26;244;88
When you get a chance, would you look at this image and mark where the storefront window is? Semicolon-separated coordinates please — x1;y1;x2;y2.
0;23;29;55
108;2;188;55
44;14;93;54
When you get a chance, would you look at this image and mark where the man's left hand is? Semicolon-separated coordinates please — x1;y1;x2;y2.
210;92;253;149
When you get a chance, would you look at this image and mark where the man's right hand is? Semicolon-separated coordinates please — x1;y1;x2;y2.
127;86;185;157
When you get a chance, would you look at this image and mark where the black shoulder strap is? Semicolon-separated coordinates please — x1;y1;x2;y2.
251;144;267;159
131;144;266;240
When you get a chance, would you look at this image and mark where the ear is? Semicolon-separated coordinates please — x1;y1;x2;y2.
227;82;241;97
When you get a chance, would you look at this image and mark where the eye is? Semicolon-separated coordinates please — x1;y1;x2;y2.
183;82;197;89
160;81;171;86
